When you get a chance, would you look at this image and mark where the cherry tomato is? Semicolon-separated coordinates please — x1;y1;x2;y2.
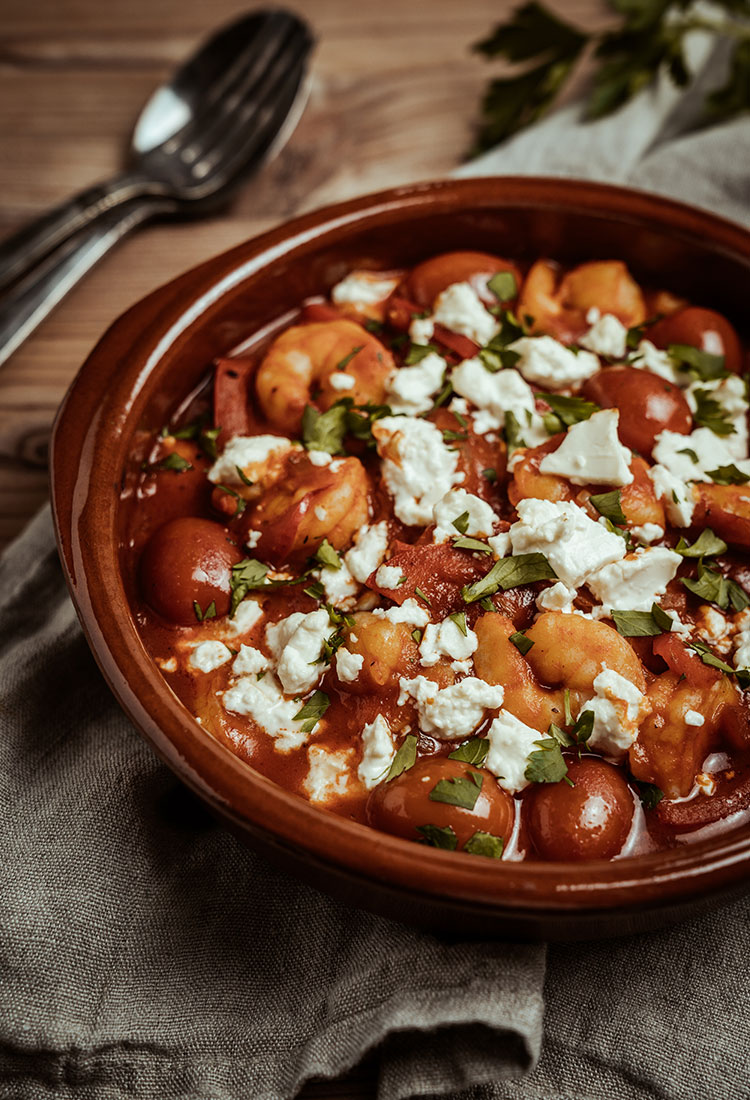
647;307;743;375
367;757;514;849
404;251;522;309
581;366;692;458
525;756;634;861
139;517;243;625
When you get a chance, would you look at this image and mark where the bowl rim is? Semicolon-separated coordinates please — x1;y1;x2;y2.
51;175;750;921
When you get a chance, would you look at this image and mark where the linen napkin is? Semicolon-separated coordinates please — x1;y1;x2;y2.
2;23;750;1100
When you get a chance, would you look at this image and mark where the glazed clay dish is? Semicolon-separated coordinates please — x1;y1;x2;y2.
52;178;750;940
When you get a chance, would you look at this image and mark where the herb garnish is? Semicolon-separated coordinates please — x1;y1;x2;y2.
464;831;504;858
536;392;600;428
193;600;217;623
448;737;490;766
216;483;247;515
452;535;493;554
145;452;193;473
405;342;440;365
682;562;749;612
674;529;728;558
509;631;534;655
292;690;330;733
315;539;342;570
634;781;664;811
452;511;471;535
611;603;673;637
461;553;557;603
589;488;627;525
448;611;469;636
524;738;569;785
335;345;364;371
429;771;483;811
707;464;750;485
386;734;418;780
487;270;518;301
414;586;432;606
692;388;735;437
669;344;728;382
417;824;458;850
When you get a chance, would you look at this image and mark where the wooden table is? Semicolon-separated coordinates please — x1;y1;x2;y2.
1;2;601;1094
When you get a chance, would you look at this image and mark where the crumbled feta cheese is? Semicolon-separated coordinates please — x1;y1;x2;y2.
208;434;293;484
734;625;750;670
629;340;682;385
538;409;633;486
358;715;395;789
245;529;262;549
685;709;705;727
509;498;626;589
432;488;497;543
331;271;399;307
581;667;649;758
303;746;353;802
189;640;232;673
265;609;331;694
308;450;332;466
648;464;696;527
686;374;750;460
345;521;389;583
232;644;268;677
335;647;364;684
631;523;665;545
510;335;600;391
488;532;512;559
329;372;356;391
385;352;446;415
314;559;360;607
451;357;540;437
375;564;405;589
536;582;578;614
586;547;681;613
373;416;462;526
314;506;328;522
666;609;692;638
695;606;729;647
157;656;178;673
579;309;628;359
398;676;504;740
409;315;436;345
223;673;309;751
652;427;750;483
224;598;264;637
485;710;544;794
432;282;499;346
372;598;431;628
419;616;478;667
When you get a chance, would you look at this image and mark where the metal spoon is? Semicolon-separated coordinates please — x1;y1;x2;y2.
0;9;313;365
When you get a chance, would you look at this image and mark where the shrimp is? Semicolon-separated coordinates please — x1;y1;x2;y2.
255;319;395;435
338;613;421;695
246;450;371;566
474;613;564;730
524;612;646;696
519;260;646;343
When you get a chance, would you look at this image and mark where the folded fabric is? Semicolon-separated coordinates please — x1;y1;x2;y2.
2;22;750;1100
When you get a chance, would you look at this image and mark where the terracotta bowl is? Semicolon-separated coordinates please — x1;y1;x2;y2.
51;177;750;941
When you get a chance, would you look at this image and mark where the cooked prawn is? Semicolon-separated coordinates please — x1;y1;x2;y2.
256;319;395;435
474;613;565;730
519;259;646;343
524;612;646;695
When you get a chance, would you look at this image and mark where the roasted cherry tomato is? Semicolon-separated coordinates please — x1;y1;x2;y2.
581;366;692;458
647;307;743;375
525;756;634;861
404;251;522;309
367;757;514;849
139;517;243;625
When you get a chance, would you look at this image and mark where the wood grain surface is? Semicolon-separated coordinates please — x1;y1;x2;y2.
1;2;602;1095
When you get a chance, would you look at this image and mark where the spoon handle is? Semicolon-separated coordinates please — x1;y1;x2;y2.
0;197;174;369
0;173;155;293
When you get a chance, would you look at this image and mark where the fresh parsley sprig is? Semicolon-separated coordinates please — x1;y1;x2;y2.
471;1;750;155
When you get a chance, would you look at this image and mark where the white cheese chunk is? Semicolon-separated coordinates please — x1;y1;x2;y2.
265;609;331;695
485;710;544;794
189;640;232;673
538;409;633;487
208;434;294;485
631;523;665;545
375;563;405;589
224;598;264;637
432;281;499;346
372;598;431;628
223;673;309;751
488;532;512;559
409;315;436;345
358;715;396;789
303;746;353;802
579;309;628;359
336;647;364;683
648;464;696;527
231;644;268;677
509;497;626;589
331;271;399;307
652;426;750;483
451;356;539;437
586;547;681;613
329;372;356;391
629;340;682;386
685;374;750;460
314;560;360;607
345;521;390;583
536;582;578;614
419;616;478;667
385;352;446;415
373;416;463;526
398;676;504;740
509;335;600;391
432;488;497;543
685;709;705;727
581;667;649;758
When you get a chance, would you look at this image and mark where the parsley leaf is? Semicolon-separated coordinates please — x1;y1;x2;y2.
675;529;728;558
414;586;432;606
448;611;468;636
386;734;418;781
569;709;593;746
677;447;699;463
682;562;749;612
199;426;221;460
405;342;439;365
417;824;458;850
669;343;727;382
634;781;664;811
483;467;497;483
689;640;735;677
509;631;534;655
536;392;600;427
229;559;270;615
335;345;364;371
707;464;750;485
193;600;216;623
462;553;557;603
315;539;342;570
452;511;471;535
463;830;504;859
292;690;330;733
612;603;673;637
235;465;253;486
302;403;348;454
692;388;735;436
449;738;490;766
589;489;627;525
452;535;493;554
487;270;518;301
524;738;569;785
147;452;193;473
429;772;483;810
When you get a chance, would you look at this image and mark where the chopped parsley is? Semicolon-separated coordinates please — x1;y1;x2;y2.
634;781;664;811
292;690;330;733
461;553;557;603
452;511;471;535
386;734;418;780
405;342;440;365
315;539;342;570
335;345;364;371
414;586;432;606
487;270;518;301
229;558;270;615
146;452;193;473
589;489;627;525
417;824;458;850
707;464;750;485
482;467;497;483
449;611;468;636
611;603;673;637
675;528;727;558
669;343;727;382
682;562;749;612
193;600;216;623
536;392;600;427
452;535;492;554
448;737;490;766
509;631;534;655
216;483;247;515
524;738;569;785
463;831;504;859
691;388;735;436
429;771;483;811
